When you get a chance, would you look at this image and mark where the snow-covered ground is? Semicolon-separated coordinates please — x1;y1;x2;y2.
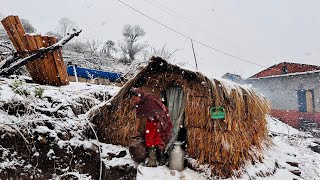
0;76;319;179
135;117;320;180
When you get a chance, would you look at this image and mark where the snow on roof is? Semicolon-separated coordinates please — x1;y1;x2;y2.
247;69;320;80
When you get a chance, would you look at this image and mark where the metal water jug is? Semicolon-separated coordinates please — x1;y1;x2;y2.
169;141;185;171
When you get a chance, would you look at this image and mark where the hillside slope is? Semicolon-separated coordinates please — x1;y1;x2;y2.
0;76;319;179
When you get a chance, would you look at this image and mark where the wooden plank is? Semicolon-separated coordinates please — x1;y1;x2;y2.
48;36;63;85
49;37;69;85
7;16;27;52
1;16;23;52
23;34;39;79
1;17;19;50
23;36;35;78
24;35;42;82
12;16;39;78
1;15;73;86
42;36;60;85
57;47;69;85
2;16;40;79
13;16;28;51
33;35;50;84
39;36;54;84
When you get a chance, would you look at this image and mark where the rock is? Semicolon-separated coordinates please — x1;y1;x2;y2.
106;151;126;160
313;141;320;145
103;164;137;180
83;141;99;154
286;161;299;167
38;136;47;144
115;150;127;158
58;132;71;141
170;170;176;176
290;170;301;176
308;143;320;153
107;152;116;160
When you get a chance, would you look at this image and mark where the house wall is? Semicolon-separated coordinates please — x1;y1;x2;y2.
248;73;320;112
247;73;320;127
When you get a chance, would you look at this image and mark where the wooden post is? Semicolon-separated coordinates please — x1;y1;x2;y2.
73;65;79;82
190;39;198;70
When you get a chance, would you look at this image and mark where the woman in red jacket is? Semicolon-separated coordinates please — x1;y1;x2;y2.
130;88;172;167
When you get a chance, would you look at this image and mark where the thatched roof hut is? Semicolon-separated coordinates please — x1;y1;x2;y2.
89;57;271;178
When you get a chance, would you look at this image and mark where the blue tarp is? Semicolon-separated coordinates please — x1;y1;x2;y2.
67;66;122;82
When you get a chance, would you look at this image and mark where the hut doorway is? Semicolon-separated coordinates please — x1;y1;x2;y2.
164;85;187;152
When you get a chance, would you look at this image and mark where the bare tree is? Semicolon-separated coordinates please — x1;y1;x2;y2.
45;31;62;40
65;40;89;54
57;17;77;37
20;18;36;33
87;38;101;56
119;24;147;64
142;44;180;61
100;40;116;57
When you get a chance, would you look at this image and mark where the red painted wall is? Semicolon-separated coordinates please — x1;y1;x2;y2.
271;109;320;128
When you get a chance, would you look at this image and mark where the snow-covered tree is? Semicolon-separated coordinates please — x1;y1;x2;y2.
119;24;147;64
45;31;62;40
57;17;77;37
20;18;36;33
100;40;116;57
87;37;101;56
142;44;179;61
64;40;89;54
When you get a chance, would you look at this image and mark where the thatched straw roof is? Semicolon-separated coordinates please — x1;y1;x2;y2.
89;57;271;178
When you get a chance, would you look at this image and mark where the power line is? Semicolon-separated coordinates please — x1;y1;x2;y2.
117;0;267;68
140;0;260;60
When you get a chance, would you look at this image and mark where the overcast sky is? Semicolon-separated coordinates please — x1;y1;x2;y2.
1;0;320;78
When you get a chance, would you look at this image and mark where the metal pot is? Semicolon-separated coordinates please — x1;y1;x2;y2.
169;141;185;171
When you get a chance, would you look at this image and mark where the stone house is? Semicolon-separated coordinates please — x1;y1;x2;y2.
246;62;320;128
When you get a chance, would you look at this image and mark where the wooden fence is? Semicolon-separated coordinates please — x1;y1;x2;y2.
1;15;69;86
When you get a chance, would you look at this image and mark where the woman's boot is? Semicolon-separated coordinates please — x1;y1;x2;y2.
147;147;157;167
